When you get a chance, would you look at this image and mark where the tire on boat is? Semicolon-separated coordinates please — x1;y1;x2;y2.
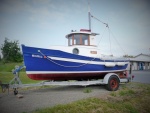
106;75;120;91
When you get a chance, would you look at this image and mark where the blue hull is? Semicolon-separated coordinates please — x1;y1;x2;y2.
22;45;128;80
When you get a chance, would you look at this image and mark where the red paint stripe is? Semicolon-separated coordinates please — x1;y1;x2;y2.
27;71;126;81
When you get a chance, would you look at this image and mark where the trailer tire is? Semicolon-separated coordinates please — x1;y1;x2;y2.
106;75;119;91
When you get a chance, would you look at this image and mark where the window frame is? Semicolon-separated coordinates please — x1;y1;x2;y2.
68;34;90;46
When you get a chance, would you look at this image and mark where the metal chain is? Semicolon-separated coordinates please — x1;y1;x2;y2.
38;50;97;68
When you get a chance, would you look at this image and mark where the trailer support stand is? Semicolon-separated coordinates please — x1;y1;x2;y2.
9;65;25;95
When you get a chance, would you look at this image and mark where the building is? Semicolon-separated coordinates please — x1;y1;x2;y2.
128;53;150;70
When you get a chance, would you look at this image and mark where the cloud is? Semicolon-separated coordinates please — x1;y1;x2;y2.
0;0;88;23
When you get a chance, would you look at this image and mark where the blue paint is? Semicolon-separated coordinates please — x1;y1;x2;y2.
22;45;128;72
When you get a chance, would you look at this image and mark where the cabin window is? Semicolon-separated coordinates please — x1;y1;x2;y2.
68;34;90;46
68;35;73;46
74;34;80;45
82;34;89;45
73;48;79;54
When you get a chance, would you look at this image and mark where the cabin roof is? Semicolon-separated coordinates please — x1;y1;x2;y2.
66;29;99;38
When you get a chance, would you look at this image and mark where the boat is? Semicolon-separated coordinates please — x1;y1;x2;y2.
22;9;129;81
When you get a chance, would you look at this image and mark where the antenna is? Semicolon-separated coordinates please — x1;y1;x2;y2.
88;1;91;31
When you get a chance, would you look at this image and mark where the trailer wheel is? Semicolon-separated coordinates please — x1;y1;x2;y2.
106;75;119;91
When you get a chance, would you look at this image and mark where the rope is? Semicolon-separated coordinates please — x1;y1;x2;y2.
91;14;127;56
108;28;112;55
97;25;107;47
91;15;109;27
108;28;127;55
38;50;97;68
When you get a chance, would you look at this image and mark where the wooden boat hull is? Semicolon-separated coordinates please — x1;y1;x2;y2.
22;45;129;81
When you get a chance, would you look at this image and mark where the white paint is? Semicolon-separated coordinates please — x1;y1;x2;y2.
90;35;96;46
26;69;126;74
49;45;100;58
102;73;119;84
105;62;116;67
47;56;129;66
117;62;126;66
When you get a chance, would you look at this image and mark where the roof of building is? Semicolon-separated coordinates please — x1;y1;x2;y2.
129;53;150;62
134;53;150;58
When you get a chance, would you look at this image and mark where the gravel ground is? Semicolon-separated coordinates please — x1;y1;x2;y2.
0;85;110;113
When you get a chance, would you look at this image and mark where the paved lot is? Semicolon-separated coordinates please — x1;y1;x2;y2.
0;85;110;113
130;70;150;84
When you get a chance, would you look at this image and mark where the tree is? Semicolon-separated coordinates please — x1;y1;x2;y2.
1;38;23;62
0;55;1;61
123;54;134;58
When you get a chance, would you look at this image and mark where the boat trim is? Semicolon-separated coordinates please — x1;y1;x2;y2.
26;69;126;74
48;56;128;65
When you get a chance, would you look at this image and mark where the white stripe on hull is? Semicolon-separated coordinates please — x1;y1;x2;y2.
26;69;126;74
48;56;128;65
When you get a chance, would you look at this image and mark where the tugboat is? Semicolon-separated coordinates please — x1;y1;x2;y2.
22;9;129;81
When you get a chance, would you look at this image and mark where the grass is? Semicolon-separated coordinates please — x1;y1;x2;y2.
0;62;42;93
0;62;25;72
118;89;135;96
0;72;40;84
110;91;117;97
32;98;139;113
83;87;92;93
32;83;150;113
0;62;39;84
0;71;42;93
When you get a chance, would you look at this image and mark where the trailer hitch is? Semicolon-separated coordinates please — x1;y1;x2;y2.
8;65;25;95
0;81;9;94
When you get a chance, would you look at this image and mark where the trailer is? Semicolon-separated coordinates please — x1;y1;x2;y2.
0;65;130;95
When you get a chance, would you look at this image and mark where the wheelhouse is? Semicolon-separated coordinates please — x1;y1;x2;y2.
66;29;99;47
68;33;90;46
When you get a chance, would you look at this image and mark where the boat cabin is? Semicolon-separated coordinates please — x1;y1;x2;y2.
66;29;99;47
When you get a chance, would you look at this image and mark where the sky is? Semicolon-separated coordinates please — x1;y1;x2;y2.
0;0;150;57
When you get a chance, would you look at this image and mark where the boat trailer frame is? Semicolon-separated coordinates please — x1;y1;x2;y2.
0;65;130;95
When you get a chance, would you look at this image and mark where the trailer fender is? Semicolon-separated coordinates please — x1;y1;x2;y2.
103;73;120;84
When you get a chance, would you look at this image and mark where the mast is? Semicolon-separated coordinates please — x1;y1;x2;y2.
88;2;91;31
